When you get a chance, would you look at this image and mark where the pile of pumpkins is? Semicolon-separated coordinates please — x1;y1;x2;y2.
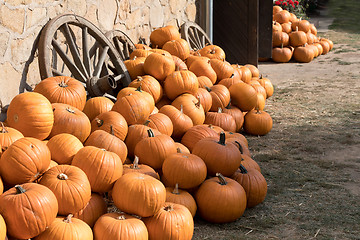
271;5;334;63
0;24;272;240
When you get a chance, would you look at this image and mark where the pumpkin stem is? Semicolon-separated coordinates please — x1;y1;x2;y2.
96;118;104;127
281;43;284;49
234;141;244;154
216;173;227;185
136;85;143;92
180;105;184;114
218;132;226;145
230;73;234;78
164;204;174;212
210;47;216;54
59;80;68;88
15;185;26;194
195;96;201;108
64;214;73;223
0;122;8;133
117;215;126;220
217;107;222;113
172;183;180;194
176;147;182;153
144;120;150;126
239;164;248;174
131;156;140;169
147;129;155;137
57;173;68;180
205;86;211;92
109;125;115;136
66;107;75;114
136;76;143;82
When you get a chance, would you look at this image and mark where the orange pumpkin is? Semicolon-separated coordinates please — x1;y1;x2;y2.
129;75;163;103
210;59;234;82
0;213;5;240
159;105;193;140
189;59;217;84
172;55;188;71
222;105;244;132
207;84;231;112
47;133;83;165
180;124;218;152
229;82;258;112
243;109;273;136
198;45;226;60
0;122;23;157
91;111;128;141
73;193;107;228
162;39;190;60
147;112;174;136
82;96;114;122
165;184;197;217
124;56;146;80
150;25;181;48
164;70;199;100
123;156;160;180
33;76;87;111
172;94;205;126
204;108;237;132
143;52;176;82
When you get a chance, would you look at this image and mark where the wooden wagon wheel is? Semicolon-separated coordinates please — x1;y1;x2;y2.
38;14;131;100
105;30;136;61
180;22;212;51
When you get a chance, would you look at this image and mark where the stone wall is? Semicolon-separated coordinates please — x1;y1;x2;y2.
0;0;197;108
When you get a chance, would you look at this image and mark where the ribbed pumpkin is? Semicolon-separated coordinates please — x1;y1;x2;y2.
124;56;146;80
47;133;83;165
192;132;241;177
143;52;175;81
112;172;166;217
123;156;160;180
147;112;173;136
195;173;247;223
204;108;237;132
82;96;114;122
93;213;148;240
163;39;190;60
207;84;231;112
272;30;290;47
171;93;205;126
289;28;307;47
129;75;163;103
196;87;212;113
174;142;191;153
165;184;197;217
281;22;292;33
0;213;5;240
319;39;330;55
6;92;54;140
0;122;23;156
197;75;213;88
225;131;249;148
134;129;177;170
34;214;93;240
273;10;291;24
124;123;161;157
0;137;50;185
172;55;188;71
150;25;181;48
85;128;128;163
185;55;209;68
180;124;218;152
129;47;151;59
33;76;87;111
39;165;91;215
222;105;244;132
232;64;252;83
210;59;234;82
232;165;267;208
50;103;91;143
0;183;58;239
293;44;314;63
229;82;258;112
91;111;128;141
144;202;194;240
159;105;193;140
72;146;123;193
164;70;199;100
218;74;243;89
243;109;273;136
162;151;207;189
0;177;3;195
198;44;226;60
272;20;282;32
189;59;217;84
272;44;293;63
73;193;107;228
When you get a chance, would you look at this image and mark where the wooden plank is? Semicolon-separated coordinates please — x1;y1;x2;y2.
213;0;259;66
259;0;273;58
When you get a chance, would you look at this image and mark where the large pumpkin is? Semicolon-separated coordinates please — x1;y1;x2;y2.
47;133;83;165
129;75;163;103
123;156;160;180
39;165;91;215
172;93;205;126
143;52;175;82
180;124;218;152
162;152;207;189
34;214;93;240
195;173;247;223
93;213;148;240
164;70;199;100
82;96;114;122
72;146;123;193
162;39;191;61
143;202;194;240
33;76;87;111
150;25;181;48
0;137;50;185
243;109;273;136
0;183;58;239
189;59;217;84
229;82;258;112
91;111;128;141
112;172;166;217
50;103;91;143
6;92;54;140
73;193;107;228
159;105;193;140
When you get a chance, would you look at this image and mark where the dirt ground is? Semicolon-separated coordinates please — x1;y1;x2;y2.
193;27;360;239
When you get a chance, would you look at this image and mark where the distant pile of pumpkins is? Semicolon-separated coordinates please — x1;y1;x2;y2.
270;5;333;63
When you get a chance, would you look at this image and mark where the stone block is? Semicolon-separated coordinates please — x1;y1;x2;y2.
65;0;87;16
84;4;98;27
125;8;141;30
98;0;117;31
0;32;10;58
11;36;36;65
118;0;130;21
149;0;164;28
185;3;196;22
0;62;22;106
0;5;25;34
26;56;41;89
26;7;47;29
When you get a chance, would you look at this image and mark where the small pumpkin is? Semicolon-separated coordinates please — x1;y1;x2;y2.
73;193;107;228
229;82;258;112
289;27;307;47
171;94;205;126
124;56;146;80
164;70;199;100
243;109;273;136
123;156;160;179
147;112;174;136
91;111;128;141
222;104;244;132
159;105;193;140
189;59;217;84
180;124;218;152
150;25;181;48
82;96;114;122
143;52;176;81
0;121;23;157
273;10;291;24
128;75;163;103
162;39;191;60
47;133;84;165
207;84;231;112
210;59;234;82
172;55;188;71
198;45;226;60
165;184;197;217
204;108;237;132
293;44;314;63
196;87;212;113
272;44;293;63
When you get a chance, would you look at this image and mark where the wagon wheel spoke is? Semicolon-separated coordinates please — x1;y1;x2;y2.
82;26;91;75
181;22;212;51
105;30;135;61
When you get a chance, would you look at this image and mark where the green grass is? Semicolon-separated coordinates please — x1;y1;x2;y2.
328;0;360;33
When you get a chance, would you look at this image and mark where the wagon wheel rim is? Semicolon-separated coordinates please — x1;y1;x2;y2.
105;30;136;61
180;22;212;51
38;14;131;100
